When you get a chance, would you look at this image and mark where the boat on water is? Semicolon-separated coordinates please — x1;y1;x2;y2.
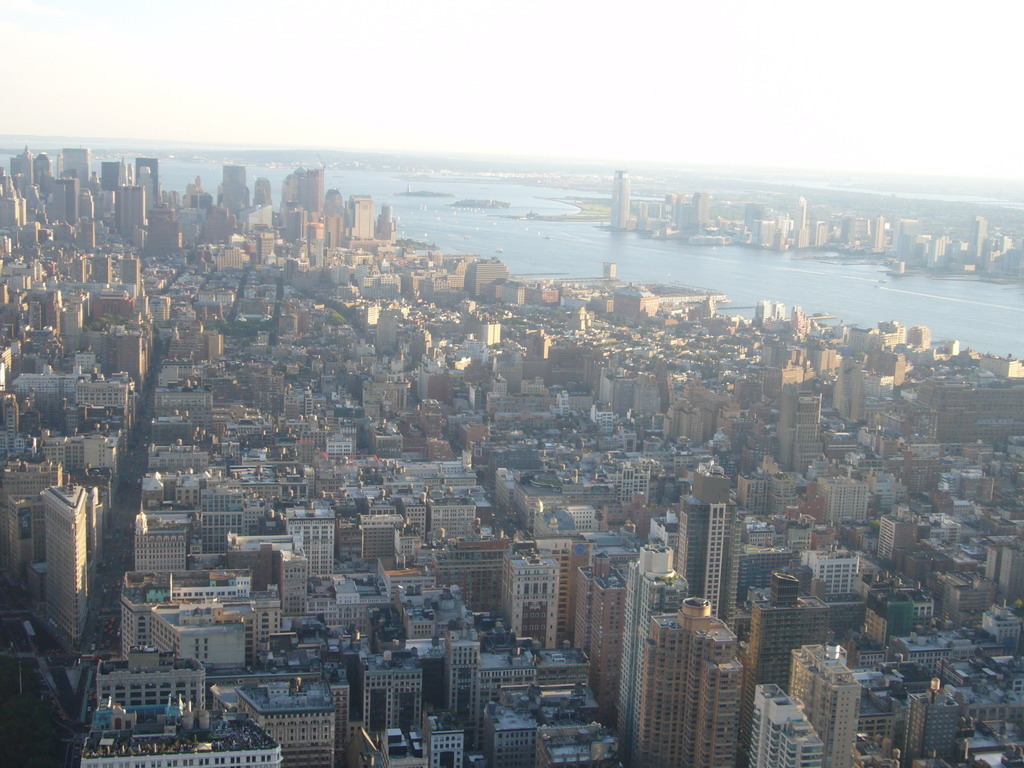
495;248;504;253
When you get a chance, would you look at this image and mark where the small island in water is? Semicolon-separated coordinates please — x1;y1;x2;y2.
451;199;510;209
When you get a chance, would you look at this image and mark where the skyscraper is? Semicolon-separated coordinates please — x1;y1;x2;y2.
116;185;147;235
691;192;712;230
253;177;273;207
789;645;860;768
9;146;33;191
135;157;159;209
101;159;131;192
631;597;742;768
739;573;829;767
43;485;89;648
52;177;80;223
61;147;92;182
618;545;687;762
972;215;988;264
750;685;823;768
777;388;821;475
611;170;632;230
677;462;740;623
220;165;250;214
347;195;375;240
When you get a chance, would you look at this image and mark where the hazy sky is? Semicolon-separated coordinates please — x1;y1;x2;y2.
2;0;1021;177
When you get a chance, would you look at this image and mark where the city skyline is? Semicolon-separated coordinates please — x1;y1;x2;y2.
3;1;1024;179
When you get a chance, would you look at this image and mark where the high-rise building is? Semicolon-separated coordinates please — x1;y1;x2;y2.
52;177;80;223
872;215;886;253
9;146;33;190
135;157;159;209
375;203;396;242
971;215;988;264
618;545;687;761
789;645;860;768
347;195;375;240
284;506;334;576
501;548;559;649
253;177;273;207
739;573;829;766
465;258;509;296
691;192;712;230
677;463;740;623
115;185;147;235
220;165;250;214
611;170;632;230
43;485;90;648
61;147;92;182
237;679;335;768
778;389;821;475
750;684;823;768
818;477;870;526
630;597;742;768
282;167;324;214
574;554;627;723
904;679;962;765
100;160;129;192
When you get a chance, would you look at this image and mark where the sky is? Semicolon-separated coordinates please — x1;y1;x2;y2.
2;0;1022;178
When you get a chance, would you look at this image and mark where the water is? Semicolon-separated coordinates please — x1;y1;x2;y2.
157;160;1024;357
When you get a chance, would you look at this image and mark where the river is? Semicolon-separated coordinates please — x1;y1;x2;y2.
155;160;1024;357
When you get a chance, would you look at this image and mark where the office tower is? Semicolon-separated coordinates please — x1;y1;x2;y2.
253;177;272;207
33;152;52;188
778;389;821;475
237;680;335;767
220;165;250;214
119;256;142;294
299;168;324;214
618;545;687;760
691;191;711;229
631;597;741;768
789;645;860;768
146;206;182;255
602;261;617;280
739;573;829;766
465;258;509;296
375;203;396;242
444;626;481;744
91;254;115;284
347;195;375;239
904;679;961;765
285;506;334;576
116;185;147;234
500;548;559;648
895;219;921;260
135;157;159;208
750;685;823;768
677;463;740;623
972;215;987;263
52;177;80;223
3;459;63;577
818;476;869;525
574;554;627;723
9;146;33;190
61;147;91;181
43;485;89;648
100;161;125;192
611;170;632;230
872;215;886;253
794;197;810;248
794;197;808;231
